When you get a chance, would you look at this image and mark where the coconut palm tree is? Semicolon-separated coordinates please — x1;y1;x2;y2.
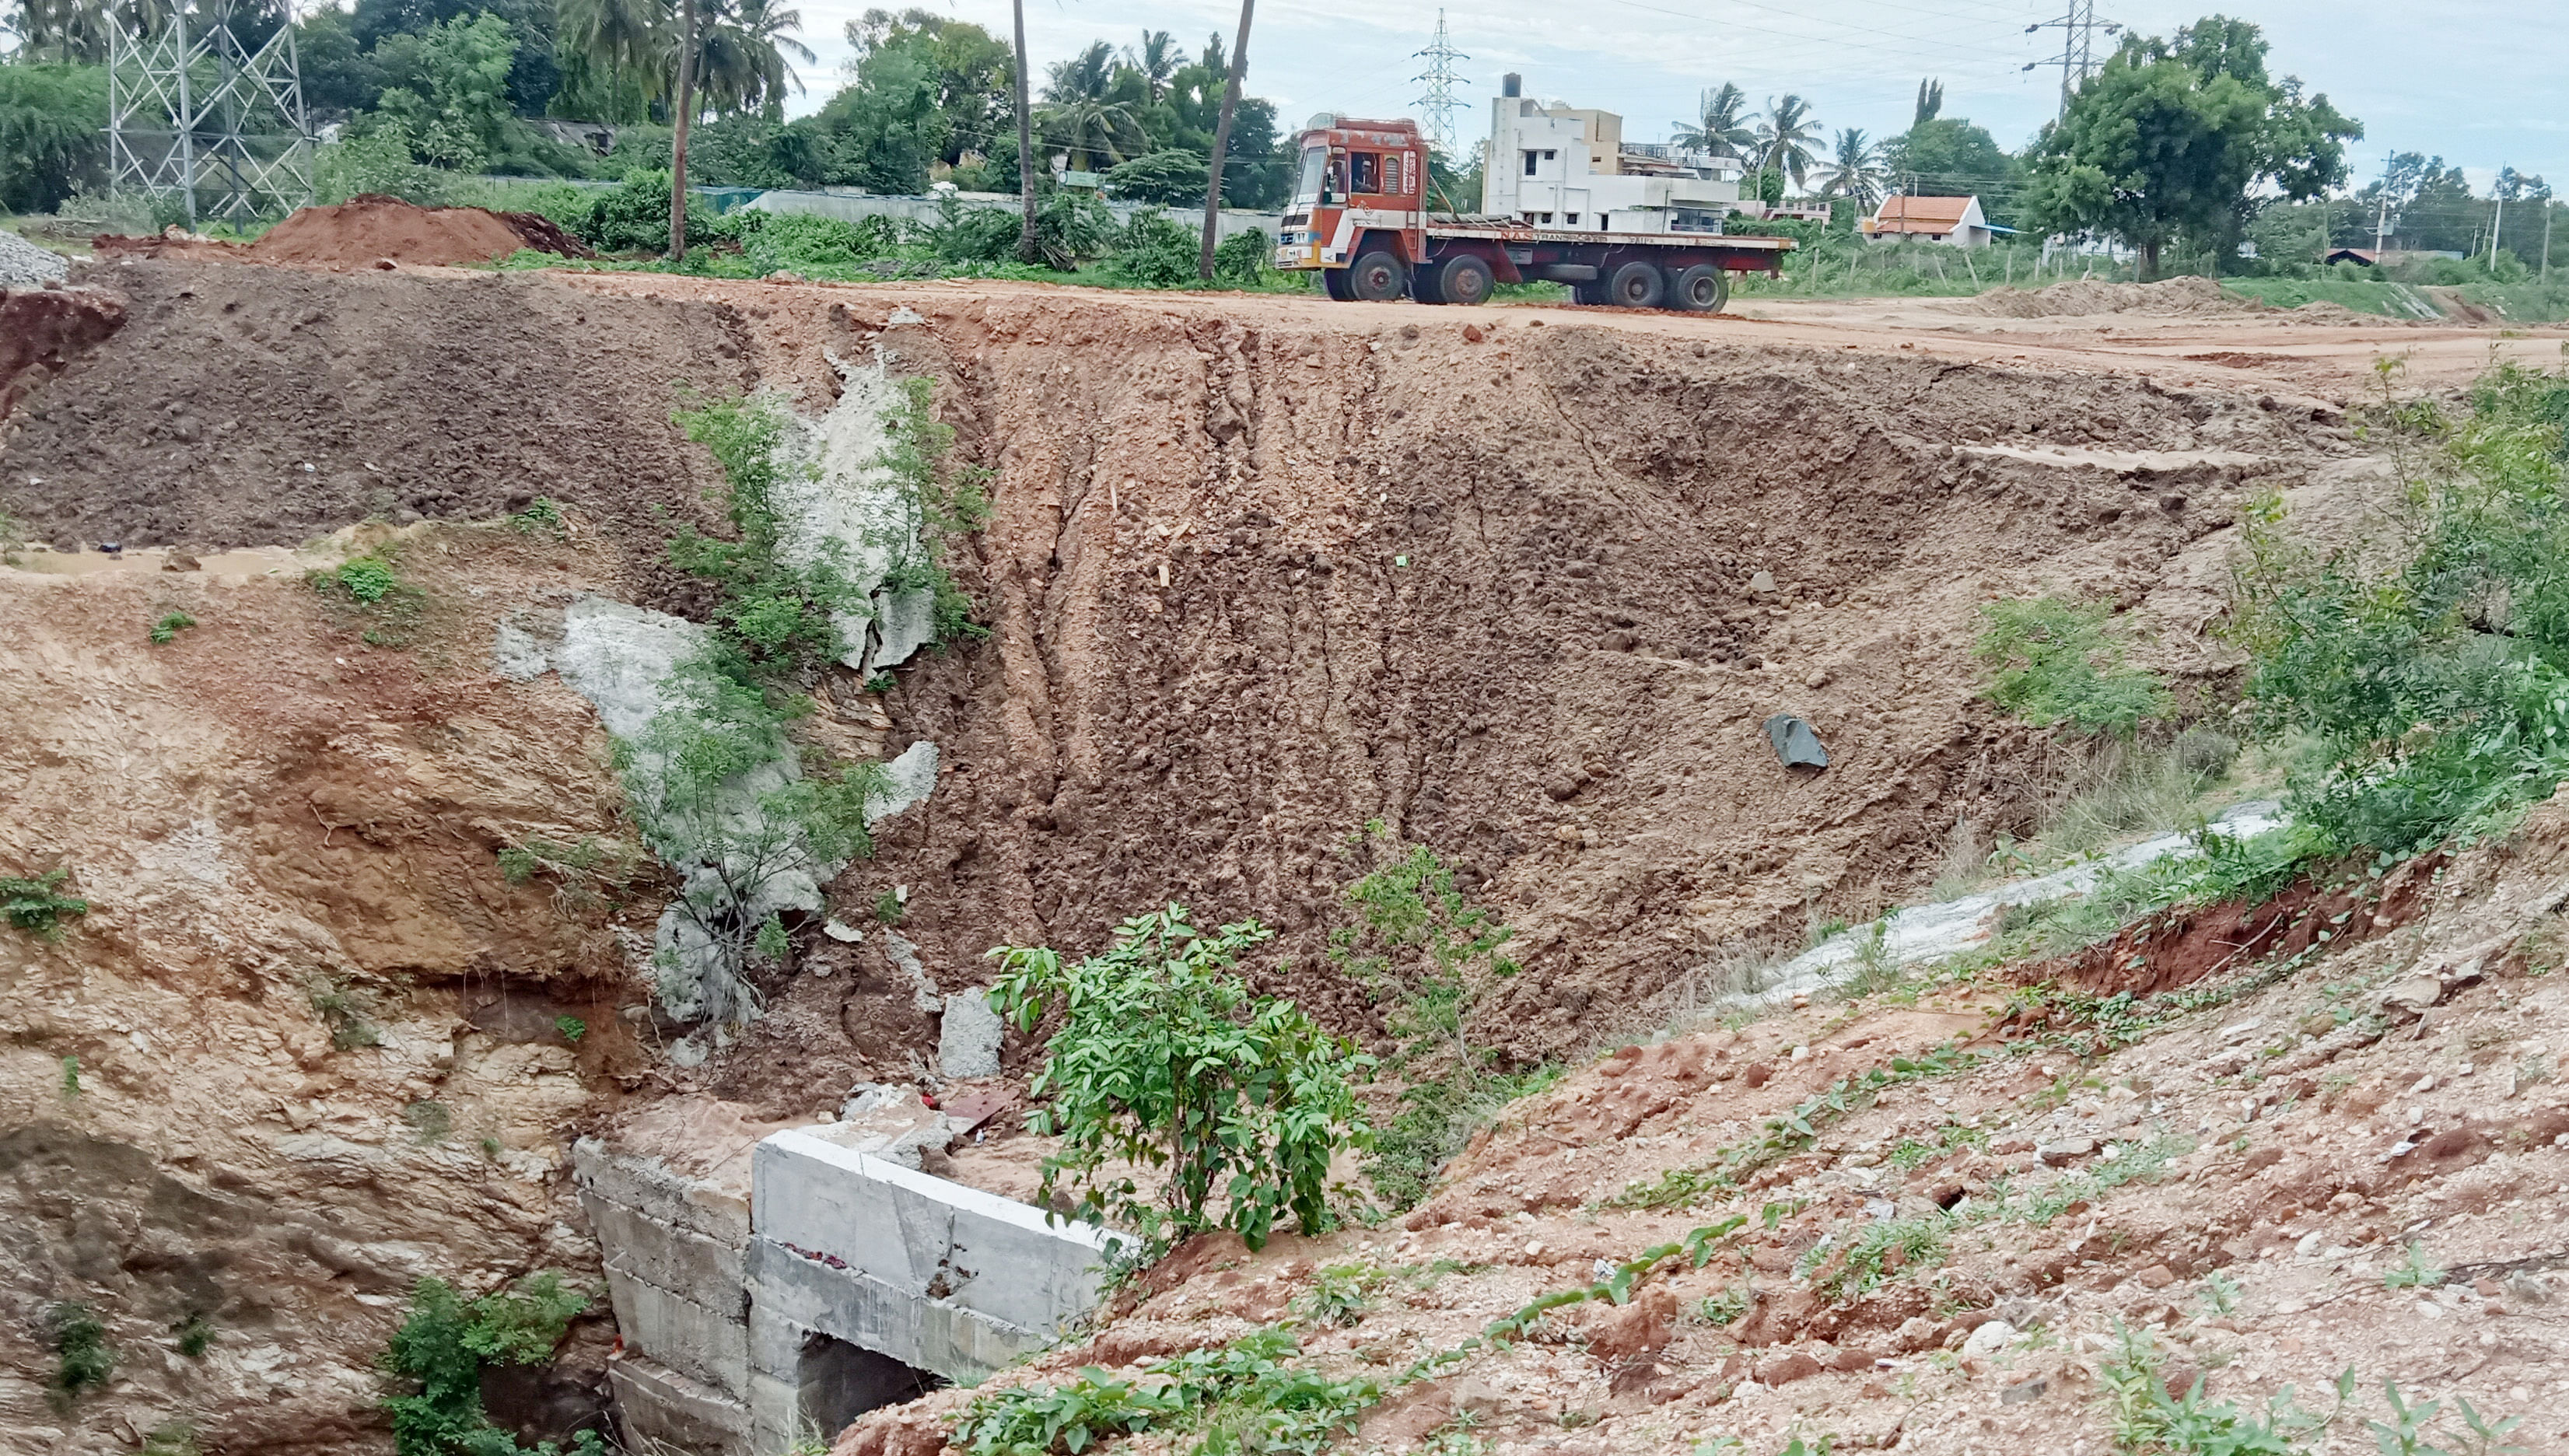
1039;40;1143;170
1673;82;1755;166
557;0;671;107
1817;127;1886;210
1195;0;1251;280
1122;30;1185;103
1753;93;1822;193
697;0;814;119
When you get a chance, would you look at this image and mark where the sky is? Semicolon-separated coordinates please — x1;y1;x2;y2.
778;0;2565;194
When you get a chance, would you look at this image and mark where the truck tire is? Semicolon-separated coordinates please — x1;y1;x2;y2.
1349;249;1409;302
1605;260;1664;309
1668;263;1730;312
1321;266;1356;302
1412;261;1447;303
1571;280;1609;306
1432;254;1495;306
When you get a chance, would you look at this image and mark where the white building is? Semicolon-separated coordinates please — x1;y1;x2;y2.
1860;194;1997;248
1479;75;1740;234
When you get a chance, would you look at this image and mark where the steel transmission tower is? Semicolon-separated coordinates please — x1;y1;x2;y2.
110;0;314;229
1410;10;1470;159
2023;0;2118;121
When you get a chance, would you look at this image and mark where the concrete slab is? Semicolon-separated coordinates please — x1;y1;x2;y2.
607;1353;751;1452
572;1138;751;1245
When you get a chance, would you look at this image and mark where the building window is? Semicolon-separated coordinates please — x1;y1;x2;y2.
1538;212;1554;223
1523;150;1540;177
1564;212;1578;226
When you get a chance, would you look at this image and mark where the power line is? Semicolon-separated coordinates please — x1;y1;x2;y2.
1410;10;1469;159
2021;0;2116;121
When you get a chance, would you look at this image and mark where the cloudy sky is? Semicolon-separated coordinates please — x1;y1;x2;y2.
779;0;2564;194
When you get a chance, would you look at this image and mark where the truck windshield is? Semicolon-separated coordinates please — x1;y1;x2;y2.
1295;145;1328;203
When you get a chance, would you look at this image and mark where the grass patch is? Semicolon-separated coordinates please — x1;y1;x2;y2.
149;611;198;644
48;1301;111;1402
2;866;89;940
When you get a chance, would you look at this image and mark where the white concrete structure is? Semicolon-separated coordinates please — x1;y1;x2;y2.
577;1122;1122;1454
1479;82;1739;234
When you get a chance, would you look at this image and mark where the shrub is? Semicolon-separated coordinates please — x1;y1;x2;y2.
1108;210;1202;286
1976;594;2171;737
2231;360;2569;854
870;374;992;643
307;974;384;1051
1213;227;1272;285
48;1301;112;1401
382;1274;597;1456
149;611;198;644
669;394;872;681
2;867;90;940
988;907;1374;1251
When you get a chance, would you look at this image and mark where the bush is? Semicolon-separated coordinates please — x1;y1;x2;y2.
48;1301;112;1401
1213;227;1272;285
988;907;1374;1251
381;1274;597;1456
0;63;110;213
1975;594;2172;737
569;168;748;255
1108;210;1200;286
2231;360;2569;854
3;867;90;940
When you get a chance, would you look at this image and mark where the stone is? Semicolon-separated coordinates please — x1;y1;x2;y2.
1960;1320;2016;1358
937;988;1004;1080
823;919;865;943
2000;1376;2049;1405
2382;977;2445;1015
2036;1138;2094;1167
1753;1350;1824;1386
1762;714;1829;769
2134;1264;2179;1289
1748;570;1777;594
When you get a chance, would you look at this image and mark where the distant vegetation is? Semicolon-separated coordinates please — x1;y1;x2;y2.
1975;594;2171;739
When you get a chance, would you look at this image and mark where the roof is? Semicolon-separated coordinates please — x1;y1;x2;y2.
2322;247;2378;265
1870;194;1979;233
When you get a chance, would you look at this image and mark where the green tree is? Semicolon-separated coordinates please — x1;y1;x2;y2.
1672;81;1754;166
1912;75;1943;126
2023;13;2359;277
1121;28;1183;103
1752;93;1822;193
381;1274;595;1456
1101;146;1204;205
0;61;107;212
371;10;518;169
1038;38;1142;170
292;5;383;117
1817;126;1885;210
695;0;810;120
988;907;1373;1251
553;0;667;122
840;8;1012;167
812;29;945;191
1882;116;2012;199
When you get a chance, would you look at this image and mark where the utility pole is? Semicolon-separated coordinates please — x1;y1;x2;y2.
1410;10;1470;163
2374;194;2392;257
2490;169;2504;265
2543;200;2553;280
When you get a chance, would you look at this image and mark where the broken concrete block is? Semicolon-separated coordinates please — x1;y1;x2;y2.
1762;714;1829;769
938;988;1004;1080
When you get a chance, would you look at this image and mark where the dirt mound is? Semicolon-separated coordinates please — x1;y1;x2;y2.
93;194;592;271
0;285;124;420
1963;274;2258;318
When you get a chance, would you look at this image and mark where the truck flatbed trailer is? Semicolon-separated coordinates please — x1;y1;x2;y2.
1274;117;1794;312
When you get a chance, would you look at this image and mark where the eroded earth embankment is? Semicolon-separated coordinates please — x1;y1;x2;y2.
0;258;2375;1452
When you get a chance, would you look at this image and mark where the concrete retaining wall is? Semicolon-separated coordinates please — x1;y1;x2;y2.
744;1129;1121;1451
572;1139;754;1452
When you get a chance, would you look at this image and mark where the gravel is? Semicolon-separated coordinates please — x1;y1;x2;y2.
0;229;72;287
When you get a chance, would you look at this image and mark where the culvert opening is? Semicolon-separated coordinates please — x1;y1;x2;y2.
796;1332;942;1438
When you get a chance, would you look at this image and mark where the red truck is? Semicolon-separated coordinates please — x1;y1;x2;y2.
1272;114;1792;310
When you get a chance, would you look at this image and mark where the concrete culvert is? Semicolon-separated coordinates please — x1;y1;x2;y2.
796;1332;941;1439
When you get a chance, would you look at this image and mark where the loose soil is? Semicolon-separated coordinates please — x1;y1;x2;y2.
93;194;593;271
4;257;2564;1454
1960;275;2259;318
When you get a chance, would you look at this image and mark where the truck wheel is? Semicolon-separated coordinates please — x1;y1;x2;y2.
1668;263;1730;312
1605;260;1664;309
1349;249;1409;302
1433;254;1495;306
1571;280;1609;306
1321;267;1356;302
1412;261;1448;303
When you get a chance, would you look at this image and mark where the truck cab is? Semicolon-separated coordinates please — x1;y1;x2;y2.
1276;117;1430;289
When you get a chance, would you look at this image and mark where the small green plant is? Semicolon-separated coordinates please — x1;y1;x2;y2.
873;888;905;925
3;867;91;940
58;1055;79;1101
2384;1242;2446;1290
381;1272;595;1456
1975;593;2172;737
1295;1264;1383;1328
140;1421;201;1456
149;611;198;644
988;907;1374;1252
1327;824;1543;1212
47;1301;112;1402
174;1311;215;1358
870;376;993;645
335;556;398;603
480;1136;502;1157
2197;1269;2242;1316
509;497;566;534
495;836;635;913
405;1100;453;1144
555;1015;586;1044
1695;1284;1752;1326
865;670;898;694
307;974;383;1051
1795;1212;1950;1302
2097;1321;2318;1454
954;1326;1384;1456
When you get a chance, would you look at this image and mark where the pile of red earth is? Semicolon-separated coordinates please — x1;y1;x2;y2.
93;194;593;270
